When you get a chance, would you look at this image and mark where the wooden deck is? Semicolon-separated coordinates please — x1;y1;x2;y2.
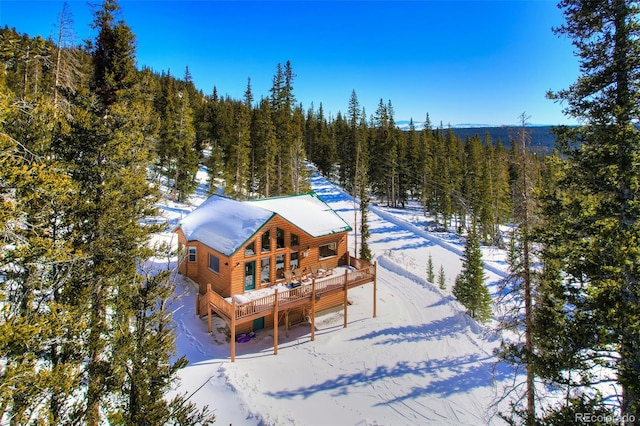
196;257;377;361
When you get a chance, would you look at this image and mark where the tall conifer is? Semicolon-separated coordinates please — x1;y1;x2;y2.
539;0;640;420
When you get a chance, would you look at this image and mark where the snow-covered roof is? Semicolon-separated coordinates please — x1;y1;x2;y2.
250;192;352;238
177;192;351;256
178;195;274;256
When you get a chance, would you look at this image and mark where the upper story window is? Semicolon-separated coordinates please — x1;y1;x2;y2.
188;246;197;262
245;240;255;256
276;228;285;249
208;254;220;273
261;230;271;252
290;233;299;247
319;242;338;259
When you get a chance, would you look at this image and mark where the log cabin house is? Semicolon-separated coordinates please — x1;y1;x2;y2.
175;191;377;361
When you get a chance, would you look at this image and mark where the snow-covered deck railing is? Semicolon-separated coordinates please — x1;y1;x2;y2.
196;257;377;361
197;262;375;323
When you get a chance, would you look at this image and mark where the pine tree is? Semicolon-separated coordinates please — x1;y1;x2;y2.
251;97;277;197
52;2;81;109
308;103;336;177
0;89;86;424
359;176;372;262
52;2;203;423
157;73;198;201
453;222;491;322
494;113;539;425
111;253;215;425
427;253;435;284
269;61;301;195
438;265;446;290
224;79;252;198
539;0;640;421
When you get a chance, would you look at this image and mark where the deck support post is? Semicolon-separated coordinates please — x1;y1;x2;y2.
231;299;236;362
343;269;348;328
311;279;316;341
373;261;377;318
273;289;279;355
206;284;212;333
285;310;289;338
196;293;200;316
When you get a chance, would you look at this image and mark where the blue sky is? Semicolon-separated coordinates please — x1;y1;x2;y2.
1;0;579;126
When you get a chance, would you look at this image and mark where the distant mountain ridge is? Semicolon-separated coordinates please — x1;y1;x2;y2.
395;120;560;152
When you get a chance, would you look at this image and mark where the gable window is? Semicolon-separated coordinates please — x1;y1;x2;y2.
290;233;299;247
245;240;255;256
208;254;220;273
319;242;338;259
188;246;197;262
261;230;271;252
276;228;285;249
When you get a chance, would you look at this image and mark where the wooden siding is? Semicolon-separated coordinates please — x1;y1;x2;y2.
226;215;349;296
176;228;234;297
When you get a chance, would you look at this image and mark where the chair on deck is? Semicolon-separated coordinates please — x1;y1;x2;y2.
321;262;334;276
311;265;324;278
294;268;304;281
284;270;294;286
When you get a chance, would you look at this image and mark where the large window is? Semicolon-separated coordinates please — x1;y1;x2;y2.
208;254;220;273
245;240;255;256
319;242;338;259
276;228;285;249
261;230;271;252
188;246;196;262
276;254;285;279
260;258;270;284
290;251;299;271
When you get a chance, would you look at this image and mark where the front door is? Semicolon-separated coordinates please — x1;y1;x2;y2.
244;261;255;291
253;317;264;330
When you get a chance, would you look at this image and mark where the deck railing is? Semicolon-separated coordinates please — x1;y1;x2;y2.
197;259;376;325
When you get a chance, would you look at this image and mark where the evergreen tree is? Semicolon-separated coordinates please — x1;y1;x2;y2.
438;265;446;290
494;114;539;425
157;73;198;201
484;136;512;246
0;88;86;424
251;97;277;197
269;61;302;195
359;175;372;262
427;253;435;284
539;0;640;420
453;222;491;322
309;103;337;177
224;79;252;198
52;2;81;109
112;255;215;425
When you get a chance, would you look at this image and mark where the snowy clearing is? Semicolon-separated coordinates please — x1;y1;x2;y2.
157;168;514;425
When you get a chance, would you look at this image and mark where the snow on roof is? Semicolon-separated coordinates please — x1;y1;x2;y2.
250;192;352;237
178;192;351;256
178;195;274;256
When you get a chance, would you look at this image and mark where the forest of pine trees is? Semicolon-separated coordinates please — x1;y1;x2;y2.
1;0;638;424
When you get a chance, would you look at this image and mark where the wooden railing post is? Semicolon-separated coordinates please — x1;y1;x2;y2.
206;284;212;333
373;261;377;318
273;288;279;355
231;299;236;362
311;278;316;341
343;269;348;328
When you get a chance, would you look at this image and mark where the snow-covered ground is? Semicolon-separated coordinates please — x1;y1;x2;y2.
156;167;514;425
